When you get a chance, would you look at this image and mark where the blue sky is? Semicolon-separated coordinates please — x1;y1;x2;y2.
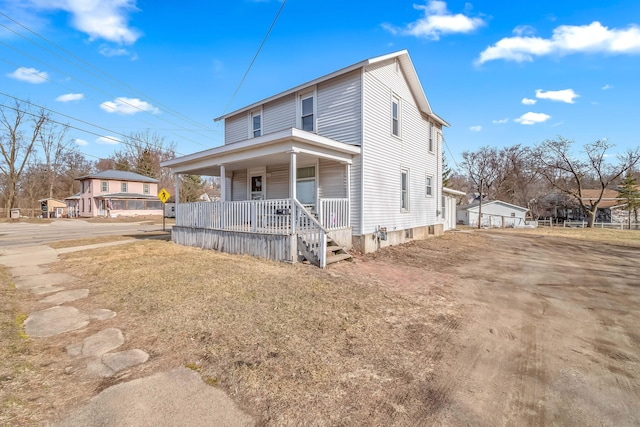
1;0;638;169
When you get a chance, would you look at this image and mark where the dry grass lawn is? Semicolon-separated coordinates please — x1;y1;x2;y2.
487;226;640;247
46;239;463;425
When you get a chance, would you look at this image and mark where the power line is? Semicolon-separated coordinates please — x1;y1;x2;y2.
222;0;287;115
0;12;219;135
0;99;186;157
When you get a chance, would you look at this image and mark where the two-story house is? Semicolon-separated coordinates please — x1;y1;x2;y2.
162;50;449;267
66;170;162;218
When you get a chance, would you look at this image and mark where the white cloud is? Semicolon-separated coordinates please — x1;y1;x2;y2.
99;46;131;57
74;138;89;146
55;93;84;102
602;84;613;90
7;67;48;83
514;112;551;125
492;118;508;124
383;0;485;40
27;0;141;44
100;97;159;115
469;125;482;132
522;98;537;105
513;25;535;37
535;88;579;103
95;136;121;145
477;21;640;64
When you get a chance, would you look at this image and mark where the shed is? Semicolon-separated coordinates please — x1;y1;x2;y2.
457;200;532;228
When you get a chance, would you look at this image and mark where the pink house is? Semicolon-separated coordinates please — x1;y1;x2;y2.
66;170;163;218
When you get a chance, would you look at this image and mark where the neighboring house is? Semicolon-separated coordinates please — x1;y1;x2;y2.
550;189;625;222
457;200;532;228
39;198;67;218
68;170;163;218
442;187;466;231
162;50;449;267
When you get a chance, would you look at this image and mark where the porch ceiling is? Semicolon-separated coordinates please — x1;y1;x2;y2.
161;128;360;176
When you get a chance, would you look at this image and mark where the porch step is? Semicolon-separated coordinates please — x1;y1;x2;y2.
326;252;352;265
325;237;352;266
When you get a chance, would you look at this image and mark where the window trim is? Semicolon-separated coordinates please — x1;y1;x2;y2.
249;107;263;138
121;182;128;193
428;123;435;153
426;174;433;197
298;88;317;132
391;94;401;138
101;181;108;192
143;183;150;195
401;167;409;212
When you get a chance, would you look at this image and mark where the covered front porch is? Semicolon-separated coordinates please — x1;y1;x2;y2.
162;128;360;267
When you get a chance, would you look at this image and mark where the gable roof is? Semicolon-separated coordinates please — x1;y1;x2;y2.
76;170;159;183
214;50;449;127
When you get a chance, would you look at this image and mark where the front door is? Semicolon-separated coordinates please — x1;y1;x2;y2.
248;168;266;200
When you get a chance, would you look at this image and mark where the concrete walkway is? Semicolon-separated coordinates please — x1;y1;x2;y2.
0;241;254;426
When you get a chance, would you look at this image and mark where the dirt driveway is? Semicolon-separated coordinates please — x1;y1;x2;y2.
337;230;640;426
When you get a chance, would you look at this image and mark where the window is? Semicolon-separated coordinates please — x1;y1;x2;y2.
442;196;446;219
392;96;400;137
101;181;108;192
426;175;433;197
144;183;150;195
301;94;314;132
428;123;434;153
251;111;261;137
401;168;409;211
121;182;128;193
296;166;316;205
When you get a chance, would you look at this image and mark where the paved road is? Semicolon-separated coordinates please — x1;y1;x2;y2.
0;219;167;249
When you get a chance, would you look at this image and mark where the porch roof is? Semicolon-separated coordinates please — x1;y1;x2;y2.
161;128;361;176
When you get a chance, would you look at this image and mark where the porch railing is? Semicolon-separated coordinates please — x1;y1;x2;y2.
318;198;349;230
295;200;327;268
177;199;292;234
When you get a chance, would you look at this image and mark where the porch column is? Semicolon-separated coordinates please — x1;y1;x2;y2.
219;165;226;202
290;151;297;233
346;163;351;227
174;173;180;225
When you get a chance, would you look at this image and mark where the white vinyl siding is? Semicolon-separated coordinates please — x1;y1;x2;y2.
225;115;246;144
266;164;289;199
318;159;346;199
361;58;440;234
263;95;296;135
231;170;247;201
316;70;362;145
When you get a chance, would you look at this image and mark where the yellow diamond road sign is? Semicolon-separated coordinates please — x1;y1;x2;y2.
158;188;171;204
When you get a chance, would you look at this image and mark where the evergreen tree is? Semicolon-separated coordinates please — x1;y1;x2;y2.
617;172;640;229
442;151;452;188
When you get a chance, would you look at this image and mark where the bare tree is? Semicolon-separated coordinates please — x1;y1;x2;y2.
39;120;72;199
460;146;500;228
112;130;176;189
0;100;48;216
536;137;640;227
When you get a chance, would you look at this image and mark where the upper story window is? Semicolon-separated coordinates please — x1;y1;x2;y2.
144;183;150;195
251;111;261;138
101;181;108;192
121;182;128;193
426;175;433;197
301;94;314;132
392;96;400;137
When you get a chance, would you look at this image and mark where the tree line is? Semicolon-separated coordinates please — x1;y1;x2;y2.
452;138;640;228
0;100;210;217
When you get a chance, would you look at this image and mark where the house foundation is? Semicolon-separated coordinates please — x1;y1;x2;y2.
352;223;444;254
